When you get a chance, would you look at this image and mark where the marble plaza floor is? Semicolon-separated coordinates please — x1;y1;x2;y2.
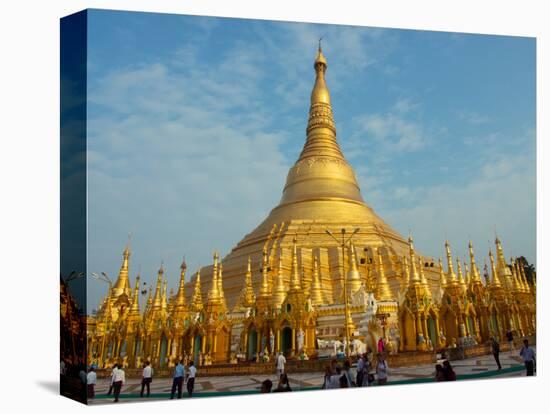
88;349;533;405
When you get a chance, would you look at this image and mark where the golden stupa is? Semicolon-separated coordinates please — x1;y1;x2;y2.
186;44;419;310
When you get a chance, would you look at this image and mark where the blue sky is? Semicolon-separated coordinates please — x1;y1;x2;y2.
86;9;535;312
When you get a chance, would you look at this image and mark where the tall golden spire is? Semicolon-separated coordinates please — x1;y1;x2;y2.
489;250;501;288
218;261;227;307
289;236;302;291
375;247;393;301
456;257;466;289
207;253;221;302
112;244;132;297
259;246;271;297
408;236;421;284
174;258;187;308
191;268;203;312
152;265;164;308
418;257;429;286
128;275;141;315
445;241;457;284
161;279;168;311
272;250;287;308
510;257;522;292
468;241;482;284
463;261;470;286
238;256;256;309
310;255;324;306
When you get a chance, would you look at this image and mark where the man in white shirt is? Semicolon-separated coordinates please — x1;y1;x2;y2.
107;364;118;395
276;352;286;377
519;339;536;376
140;360;153;397
86;367;97;399
186;361;197;397
112;364;125;403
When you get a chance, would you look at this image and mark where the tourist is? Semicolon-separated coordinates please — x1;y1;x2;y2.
377;337;385;354
107;363;118;395
276;352;286;376
86;367;97;399
112;364;125;403
491;337;502;370
186;361;197;397
140;360;153;397
329;365;343;389
442;360;456;381
170;359;185;399
519;339;536;376
322;366;333;389
356;353;365;386
273;373;292;392
261;379;273;393
375;353;388;385
435;364;445;382
343;360;355;387
506;330;514;352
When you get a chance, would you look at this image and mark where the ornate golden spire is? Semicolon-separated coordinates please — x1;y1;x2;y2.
464;261;470;286
161;279;168;311
456;257;466;289
310;255;324;306
238;256;256;309
207;253;221;302
438;257;447;287
174;258;187;308
489;250;501;288
510;257;522;292
469;241;482;284
408;236;421;284
289;236;302;291
418;257;429;286
375;247;393;301
128;275;141;315
445;241;457;284
218;261;227;307
152;265;164;308
112;244;132;297
272;250;287;308
191;268;203;311
347;242;362;293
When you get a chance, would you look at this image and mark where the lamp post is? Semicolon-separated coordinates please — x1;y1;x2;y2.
325;227;360;357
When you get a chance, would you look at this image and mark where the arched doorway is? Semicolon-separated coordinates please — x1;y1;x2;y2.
247;328;258;361
281;327;293;356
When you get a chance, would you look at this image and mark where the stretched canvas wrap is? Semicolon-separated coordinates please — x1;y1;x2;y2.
60;8;536;405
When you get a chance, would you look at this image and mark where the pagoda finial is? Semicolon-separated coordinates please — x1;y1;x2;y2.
408;235;420;284
347;242;362;293
445;240;457;283
289;235;302;291
456;257;466;288
152;265;164;308
310;255;324;306
259;246;271;297
489;250;501;288
174;257;187;307
129;275;141;314
273;249;287;308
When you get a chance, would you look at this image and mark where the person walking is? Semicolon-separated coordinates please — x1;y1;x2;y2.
506;330;514;353
322;366;333;389
491;337;502;370
375;353;388;385
442;360;456;381
519;339;536;376
435;364;446;382
107;363;118;395
261;379;273;393
140;360;153;397
276;352;286;377
273;373;292;392
86;367;97;399
186;361;197;397
356;353;365;387
112;364;125;403
342;360;355;387
170;360;185;399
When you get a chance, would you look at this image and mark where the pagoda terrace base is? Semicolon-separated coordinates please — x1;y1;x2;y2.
94;351;437;379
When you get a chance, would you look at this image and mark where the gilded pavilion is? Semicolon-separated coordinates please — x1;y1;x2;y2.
87;46;536;369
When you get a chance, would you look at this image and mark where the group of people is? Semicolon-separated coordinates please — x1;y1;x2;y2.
322;352;389;389
169;360;197;399
491;335;536;376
